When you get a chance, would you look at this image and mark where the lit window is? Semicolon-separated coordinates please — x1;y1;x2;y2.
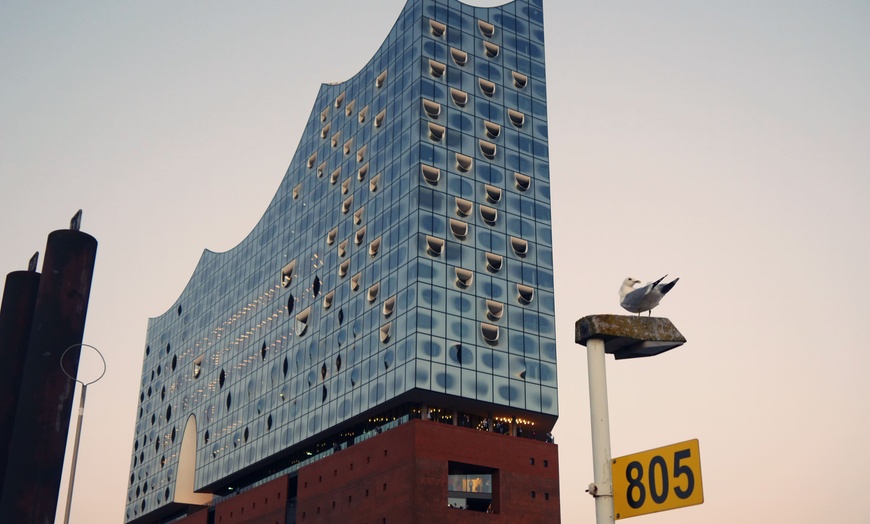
478;20;495;38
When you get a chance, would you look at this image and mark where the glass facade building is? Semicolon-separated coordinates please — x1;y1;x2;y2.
126;0;555;521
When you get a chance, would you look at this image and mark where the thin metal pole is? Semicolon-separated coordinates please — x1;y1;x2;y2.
62;383;87;524
587;338;614;524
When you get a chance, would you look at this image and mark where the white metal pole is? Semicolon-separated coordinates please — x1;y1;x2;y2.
62;383;87;524
587;338;614;524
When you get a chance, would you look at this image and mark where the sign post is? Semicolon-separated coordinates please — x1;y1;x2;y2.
575;315;691;524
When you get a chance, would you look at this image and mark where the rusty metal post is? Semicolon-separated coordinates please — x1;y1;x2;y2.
0;222;97;523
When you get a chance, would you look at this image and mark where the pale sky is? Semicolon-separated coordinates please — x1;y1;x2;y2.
1;1;868;522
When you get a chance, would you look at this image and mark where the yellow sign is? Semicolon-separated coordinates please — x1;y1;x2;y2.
612;439;704;519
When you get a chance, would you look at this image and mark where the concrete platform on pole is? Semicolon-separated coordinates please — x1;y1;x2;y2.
575;315;686;359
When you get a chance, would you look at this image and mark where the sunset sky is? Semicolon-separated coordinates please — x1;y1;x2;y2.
1;1;868;522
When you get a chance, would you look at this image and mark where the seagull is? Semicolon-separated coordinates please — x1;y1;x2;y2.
619;275;679;316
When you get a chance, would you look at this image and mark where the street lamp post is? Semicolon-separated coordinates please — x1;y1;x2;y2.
60;343;106;524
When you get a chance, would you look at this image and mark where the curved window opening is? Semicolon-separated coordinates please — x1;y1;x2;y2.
369;236;382;257
485;253;503;272
484;121;501;138
430;19;446;37
478;20;495;38
380;323;392;343
345;99;355;116
327;227;338;246
426;236;444;257
358;163;369;181
508;109;525;127
367;282;380;303
486;300;504;321
376;69;388;88
429;59;446;78
281;260;297;287
450;88;468;107
358;105;369;123
354;207;365;225
342;195;354;214
512;71;528;89
518;284;535;305
339;259;350;278
480;140;497;159
428;122;445;141
455;267;474;288
357;145;367;163
481;323;499;344
479;79;496;97
317;162;326;178
511;237;529;257
331;130;341;148
338;239;348;258
330;166;341;185
374;109;386;128
383;295;396;318
350;273;361;291
292;183;302;200
485;185;502;203
341;178;351;194
455;197;473;217
354;226;366;245
423;99;441;118
323;290;335;310
334;91;345;108
321;123;331;139
307;152;317;169
370;173;381;192
484;41;500;58
449;219;468;240
515;172;531;191
321;108;329;122
456;153;473;172
480;205;498;225
451;48;468;66
343;138;353;156
422;164;441;184
296;308;311;337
